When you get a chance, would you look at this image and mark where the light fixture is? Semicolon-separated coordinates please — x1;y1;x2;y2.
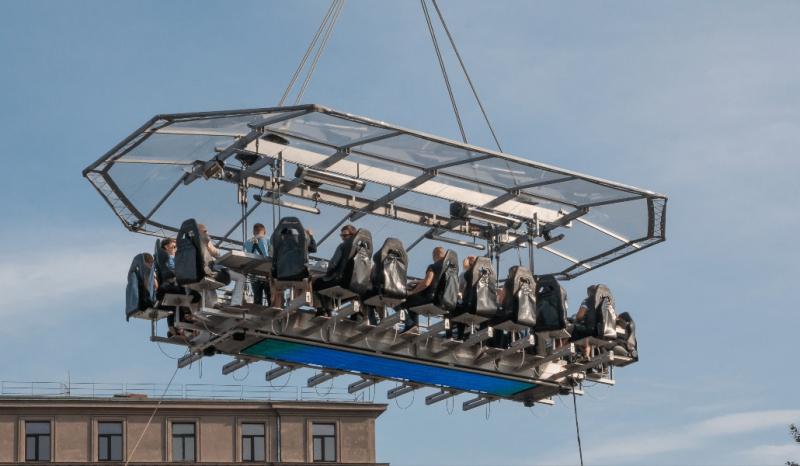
449;201;522;229
295;166;366;192
425;232;486;250
253;193;320;215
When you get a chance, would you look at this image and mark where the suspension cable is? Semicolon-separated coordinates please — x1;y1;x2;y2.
295;0;346;105
420;0;467;144
125;364;182;466
278;0;339;106
572;386;585;466
430;0;502;152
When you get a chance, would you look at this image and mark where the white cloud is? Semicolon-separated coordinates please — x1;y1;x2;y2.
739;443;800;464
0;246;132;333
534;409;800;465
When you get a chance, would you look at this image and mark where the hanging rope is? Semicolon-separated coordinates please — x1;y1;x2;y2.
572;387;585;466
420;0;467;144
124;363;182;466
279;0;340;106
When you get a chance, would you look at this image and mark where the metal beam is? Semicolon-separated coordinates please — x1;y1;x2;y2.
349;171;437;222
575;217;640;249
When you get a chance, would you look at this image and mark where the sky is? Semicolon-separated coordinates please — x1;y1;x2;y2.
1;1;799;465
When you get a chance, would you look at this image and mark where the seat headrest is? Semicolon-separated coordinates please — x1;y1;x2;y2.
376;237;408;265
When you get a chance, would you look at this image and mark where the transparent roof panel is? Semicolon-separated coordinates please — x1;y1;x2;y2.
84;104;666;279
525;177;639;208
356;134;485;169
120;132;234;165
267;112;394;148
440;157;567;191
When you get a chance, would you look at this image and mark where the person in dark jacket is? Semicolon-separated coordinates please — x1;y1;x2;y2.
312;224;357;316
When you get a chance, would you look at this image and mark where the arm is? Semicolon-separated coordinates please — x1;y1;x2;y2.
306;230;318;254
207;242;220;258
576;305;588;321
408;270;435;296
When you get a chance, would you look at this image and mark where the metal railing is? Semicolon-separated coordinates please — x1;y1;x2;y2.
0;381;365;403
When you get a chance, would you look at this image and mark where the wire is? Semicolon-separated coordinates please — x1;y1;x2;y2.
295;0;345;105
572;386;585;466
124;362;182;466
420;0;467;144
232;363;250;382
278;0;339;106
430;0;502;153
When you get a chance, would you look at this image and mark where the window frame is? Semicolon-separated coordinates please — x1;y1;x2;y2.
311;421;338;463
169;421;197;463
23;420;52;463
240;421;266;463
96;420;124;462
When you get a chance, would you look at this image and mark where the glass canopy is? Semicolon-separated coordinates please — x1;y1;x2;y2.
84;104;666;279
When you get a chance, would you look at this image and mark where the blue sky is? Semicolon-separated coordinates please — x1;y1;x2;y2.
1;1;799;464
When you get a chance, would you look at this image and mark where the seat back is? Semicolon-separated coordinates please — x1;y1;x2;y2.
154;238;175;284
271;217;309;280
433;249;460;312
463;256;497;317
617;311;638;360
125;253;155;320
534;275;568;331
175;218;208;285
372;238;408;299
502;266;536;326
344;229;373;294
588;284;617;339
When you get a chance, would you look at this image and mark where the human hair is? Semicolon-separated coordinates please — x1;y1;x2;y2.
253;223;266;234
161;238;176;249
341;224;357;236
433;246;446;260
143;253;154;264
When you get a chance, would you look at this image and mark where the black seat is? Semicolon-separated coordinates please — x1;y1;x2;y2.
316;228;374;298
498;265;537;328
175;218;231;286
125;253;156;320
453;256;496;326
271;217;311;281
572;284;616;340
364;237;408;307
534;275;568;332
614;311;638;361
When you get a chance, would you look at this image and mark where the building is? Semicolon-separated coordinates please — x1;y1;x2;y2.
0;394;387;465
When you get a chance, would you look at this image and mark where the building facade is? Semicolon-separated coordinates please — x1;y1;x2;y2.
0;396;387;465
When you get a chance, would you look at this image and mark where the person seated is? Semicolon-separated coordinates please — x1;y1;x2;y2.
269;217;317;307
125;253;156;320
398;246;448;332
571;284;616;358
155;238;192;337
245;223;271;306
312;224;357;316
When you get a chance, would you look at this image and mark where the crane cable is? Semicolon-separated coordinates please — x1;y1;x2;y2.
420;0;467;144
430;0;503;153
278;0;343;106
572;386;585;466
295;0;345;105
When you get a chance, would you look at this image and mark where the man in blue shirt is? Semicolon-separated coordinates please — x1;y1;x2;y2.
246;223;270;306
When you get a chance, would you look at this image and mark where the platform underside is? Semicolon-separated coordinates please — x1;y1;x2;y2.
149;293;629;408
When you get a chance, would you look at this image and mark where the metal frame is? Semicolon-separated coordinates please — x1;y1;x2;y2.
83;104;667;279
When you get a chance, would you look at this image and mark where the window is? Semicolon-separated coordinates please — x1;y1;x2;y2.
171;422;196;462
98;422;123;461
241;423;265;462
25;421;51;462
312;423;336;462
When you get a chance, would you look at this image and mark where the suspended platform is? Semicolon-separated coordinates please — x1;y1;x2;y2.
86;104;664;410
